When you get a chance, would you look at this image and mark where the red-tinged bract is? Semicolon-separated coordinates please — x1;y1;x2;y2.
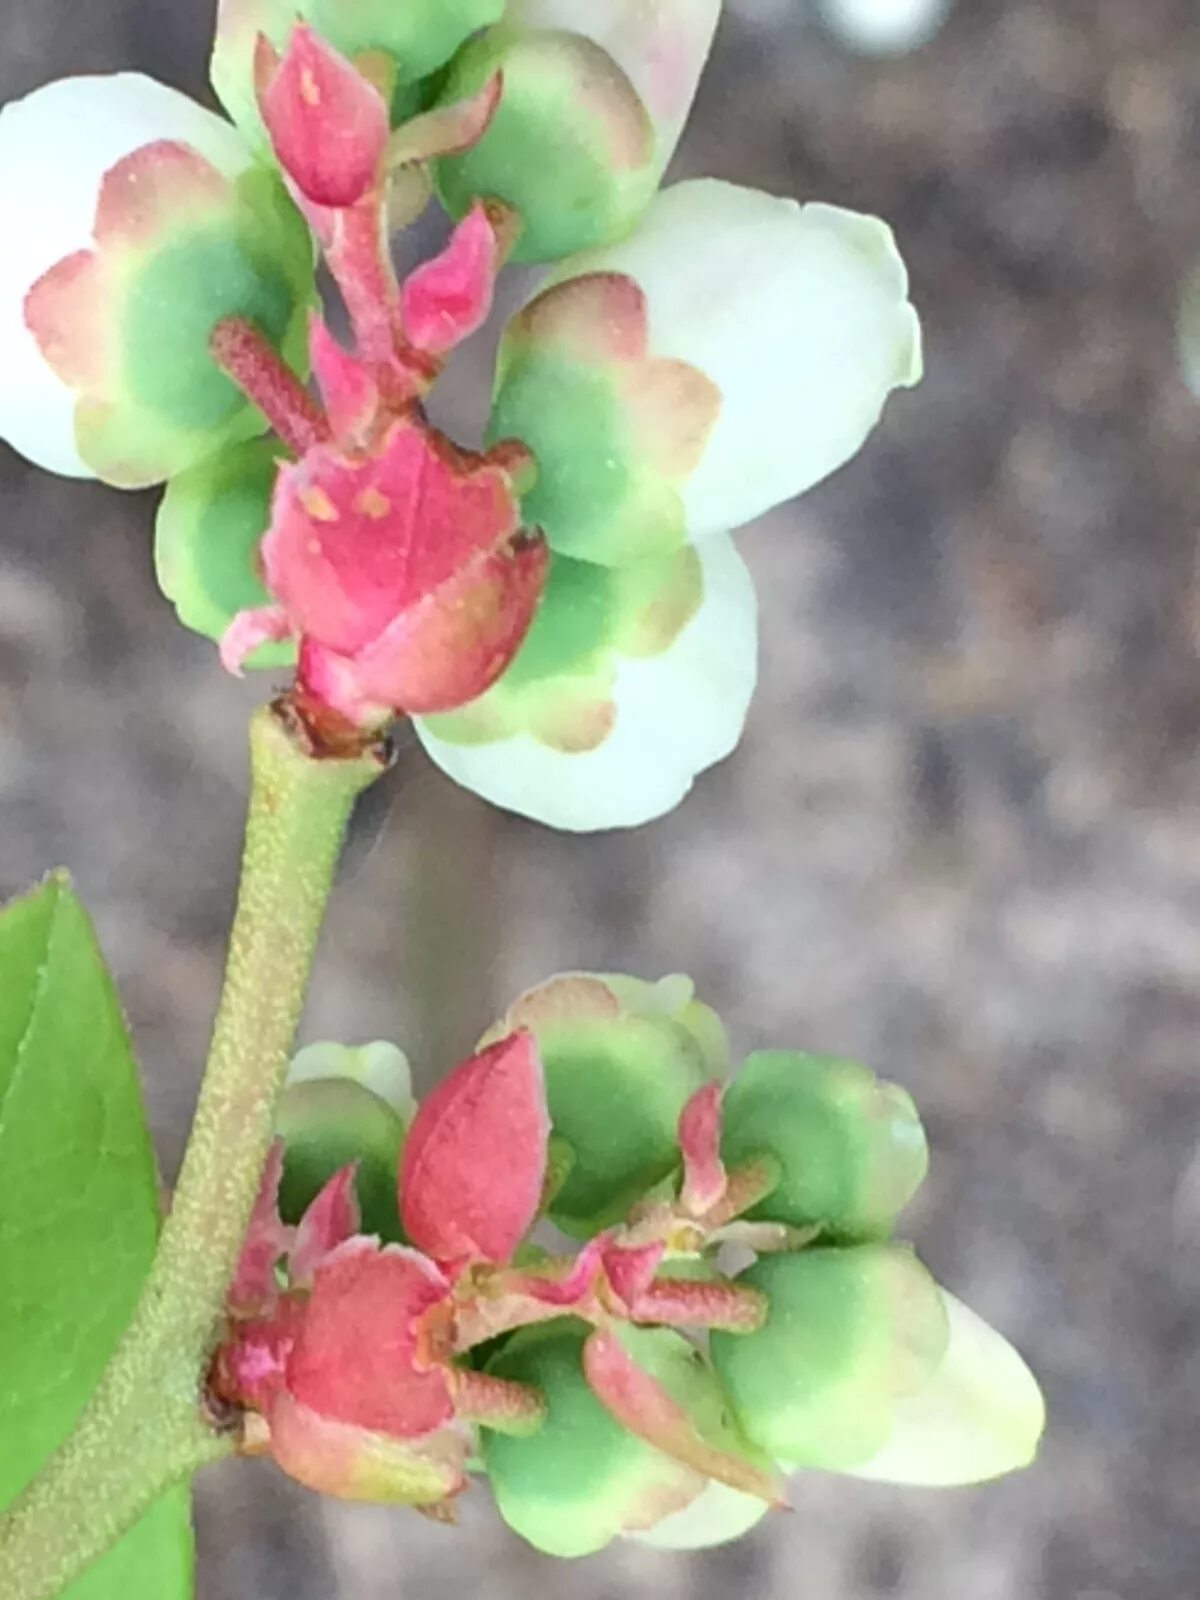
400;1031;550;1269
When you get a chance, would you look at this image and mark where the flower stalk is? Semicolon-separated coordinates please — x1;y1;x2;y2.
0;703;387;1600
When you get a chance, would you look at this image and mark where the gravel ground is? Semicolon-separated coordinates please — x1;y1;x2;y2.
2;3;1199;1598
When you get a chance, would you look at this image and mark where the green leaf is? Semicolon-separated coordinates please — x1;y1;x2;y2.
0;874;193;1597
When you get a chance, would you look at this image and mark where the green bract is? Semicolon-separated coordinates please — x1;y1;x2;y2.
710;1246;949;1470
721;1050;928;1240
155;438;291;665
481;1321;765;1557
482;973;725;1236
433;27;657;263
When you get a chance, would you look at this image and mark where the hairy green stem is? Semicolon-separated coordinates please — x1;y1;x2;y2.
0;704;386;1600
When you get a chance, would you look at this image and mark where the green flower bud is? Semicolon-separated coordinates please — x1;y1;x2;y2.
275;1044;413;1240
710;1246;949;1470
155;438;293;665
433;27;658;263
484;973;726;1236
481;1320;767;1557
720;1051;927;1240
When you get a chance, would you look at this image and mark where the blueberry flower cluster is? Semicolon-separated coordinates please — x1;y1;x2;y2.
0;0;920;828
212;973;1044;1554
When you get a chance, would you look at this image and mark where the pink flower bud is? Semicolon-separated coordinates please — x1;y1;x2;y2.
223;415;548;727
258;25;388;209
400;1031;550;1269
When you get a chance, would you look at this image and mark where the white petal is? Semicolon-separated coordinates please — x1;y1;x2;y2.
506;0;721;166
816;0;953;56
845;1291;1045;1486
629;1479;769;1550
549;179;921;540
0;74;248;479
287;1040;416;1122
415;533;757;831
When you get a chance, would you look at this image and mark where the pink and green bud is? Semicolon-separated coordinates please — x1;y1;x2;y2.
432;26;659;263
399;1032;550;1270
211;0;504;151
0;74;313;487
709;1245;950;1470
478;973;725;1236
481;1321;771;1557
415;534;758;830
505;0;722;173
489;179;921;563
257;26;389;210
222;413;548;728
719;1050;928;1240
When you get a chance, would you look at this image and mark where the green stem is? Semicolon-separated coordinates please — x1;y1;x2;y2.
0;704;386;1600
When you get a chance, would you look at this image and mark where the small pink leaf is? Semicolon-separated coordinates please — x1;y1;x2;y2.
401;204;498;357
520;1233;610;1307
219;605;291;677
260;24;388;208
309;315;379;441
228;1141;294;1314
602;1241;665;1309
400;1031;549;1267
583;1329;783;1504
287;1239;454;1438
387;73;502;168
289;1164;362;1287
678;1081;726;1216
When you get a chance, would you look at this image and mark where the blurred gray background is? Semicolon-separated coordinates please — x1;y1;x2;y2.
3;1;1200;1596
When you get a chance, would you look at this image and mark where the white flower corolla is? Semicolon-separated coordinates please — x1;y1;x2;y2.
0;75;250;478
506;0;723;170
845;1290;1046;1486
492;179;922;565
816;0;953;57
559;179;922;544
286;1041;416;1123
415;533;757;831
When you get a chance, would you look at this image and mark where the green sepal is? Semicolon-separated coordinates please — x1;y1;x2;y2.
0;875;193;1597
433;27;658;263
710;1246;949;1470
155;437;293;666
720;1051;928;1241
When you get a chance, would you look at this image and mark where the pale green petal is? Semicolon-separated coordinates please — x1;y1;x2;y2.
506;0;721;168
844;1290;1045;1486
414;533;757;831
1178;258;1200;399
629;1479;770;1550
287;1041;416;1123
547;179;921;541
0;74;249;479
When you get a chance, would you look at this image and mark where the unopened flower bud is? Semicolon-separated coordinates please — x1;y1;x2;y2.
481;972;725;1236
710;1245;949;1470
720;1050;928;1240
